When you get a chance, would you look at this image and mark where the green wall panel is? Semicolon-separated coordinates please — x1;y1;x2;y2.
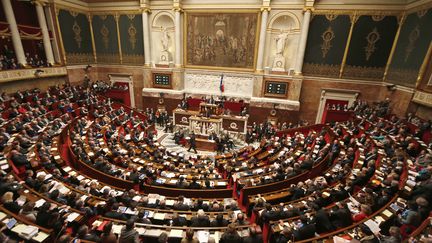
344;15;398;80
92;14;119;63
58;10;93;64
388;8;432;86
119;14;144;64
303;14;350;77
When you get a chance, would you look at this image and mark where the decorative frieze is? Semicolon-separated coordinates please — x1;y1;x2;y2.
0;67;67;83
412;90;432;108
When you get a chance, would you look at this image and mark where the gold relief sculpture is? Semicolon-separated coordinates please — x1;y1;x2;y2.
97;53;120;63
128;24;137;50
365;27;380;61
99;15;108;21
303;63;340;77
417;9;428;18
127;14;136;21
72;21;82;49
405;26;420;62
387;68;418;85
69;11;79;18
371;15;385;22
344;65;385;80
123;54;144;64
325;14;337;21
100;25;109;49
320;26;335;58
67;53;94;64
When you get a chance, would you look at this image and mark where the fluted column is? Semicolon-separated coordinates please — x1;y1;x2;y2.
35;1;54;65
294;9;312;75
256;8;269;72
142;9;151;66
1;0;27;66
174;9;182;67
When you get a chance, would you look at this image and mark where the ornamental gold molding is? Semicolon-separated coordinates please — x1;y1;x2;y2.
339;12;358;78
66;53;94;64
303;63;340;77
405;25;420;62
72;21;82;49
0;67;67;83
416;41;432;88
100;24;109;49
321;26;335;58
383;13;406;81
126;15;137;51
365;27;380;61
412;90;432;108
343;65;384;80
387;68;418;85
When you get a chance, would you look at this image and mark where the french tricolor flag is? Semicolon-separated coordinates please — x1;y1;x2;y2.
219;74;224;93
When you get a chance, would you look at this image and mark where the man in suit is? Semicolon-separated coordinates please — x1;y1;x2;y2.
188;132;197;153
191;209;210;227
243;227;263;243
104;203;127;220
310;204;334;234
293;215;316;241
330;202;353;228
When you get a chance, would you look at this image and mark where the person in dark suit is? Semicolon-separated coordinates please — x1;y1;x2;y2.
172;212;188;226
2;191;21;214
275;227;292;243
104;203;128;220
310;204;334;234
261;204;280;223
188;132;197;153
210;213;229;227
220;224;242;243
330;202;353;228
243;227;263;243
173;196;190;211
190;210;210;227
293;215;316;241
188;177;201;189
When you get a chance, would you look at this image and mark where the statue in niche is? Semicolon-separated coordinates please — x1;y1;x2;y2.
161;27;170;51
272;28;290;72
275;30;289;57
159;27;172;65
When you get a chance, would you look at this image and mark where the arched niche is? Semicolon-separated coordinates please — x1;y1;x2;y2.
264;11;301;72
151;12;175;65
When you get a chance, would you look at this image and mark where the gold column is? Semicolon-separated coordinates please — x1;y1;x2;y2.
115;13;123;64
88;14;97;63
383;13;406;81
54;6;67;64
339;12;358;78
416;41;432;88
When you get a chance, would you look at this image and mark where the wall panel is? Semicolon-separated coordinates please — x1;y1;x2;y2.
387;8;432;87
303;14;350;77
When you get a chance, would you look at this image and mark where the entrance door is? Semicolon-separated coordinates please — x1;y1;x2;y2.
315;89;359;124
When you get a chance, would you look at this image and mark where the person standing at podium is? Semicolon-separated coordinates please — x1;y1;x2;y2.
188;132;197;153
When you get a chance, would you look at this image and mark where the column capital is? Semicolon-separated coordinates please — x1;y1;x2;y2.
303;7;314;12
260;7;271;12
397;12;406;26
141;7;151;13
173;7;183;12
33;0;48;7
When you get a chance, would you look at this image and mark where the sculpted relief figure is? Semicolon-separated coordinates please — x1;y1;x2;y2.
161;27;170;52
275;30;289;57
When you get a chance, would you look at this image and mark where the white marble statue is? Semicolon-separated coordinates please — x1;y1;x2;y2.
161;27;170;52
275;30;289;56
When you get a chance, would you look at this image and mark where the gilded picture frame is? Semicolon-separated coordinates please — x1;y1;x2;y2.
184;10;260;71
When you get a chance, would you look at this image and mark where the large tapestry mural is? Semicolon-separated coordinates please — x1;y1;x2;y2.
185;12;259;70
